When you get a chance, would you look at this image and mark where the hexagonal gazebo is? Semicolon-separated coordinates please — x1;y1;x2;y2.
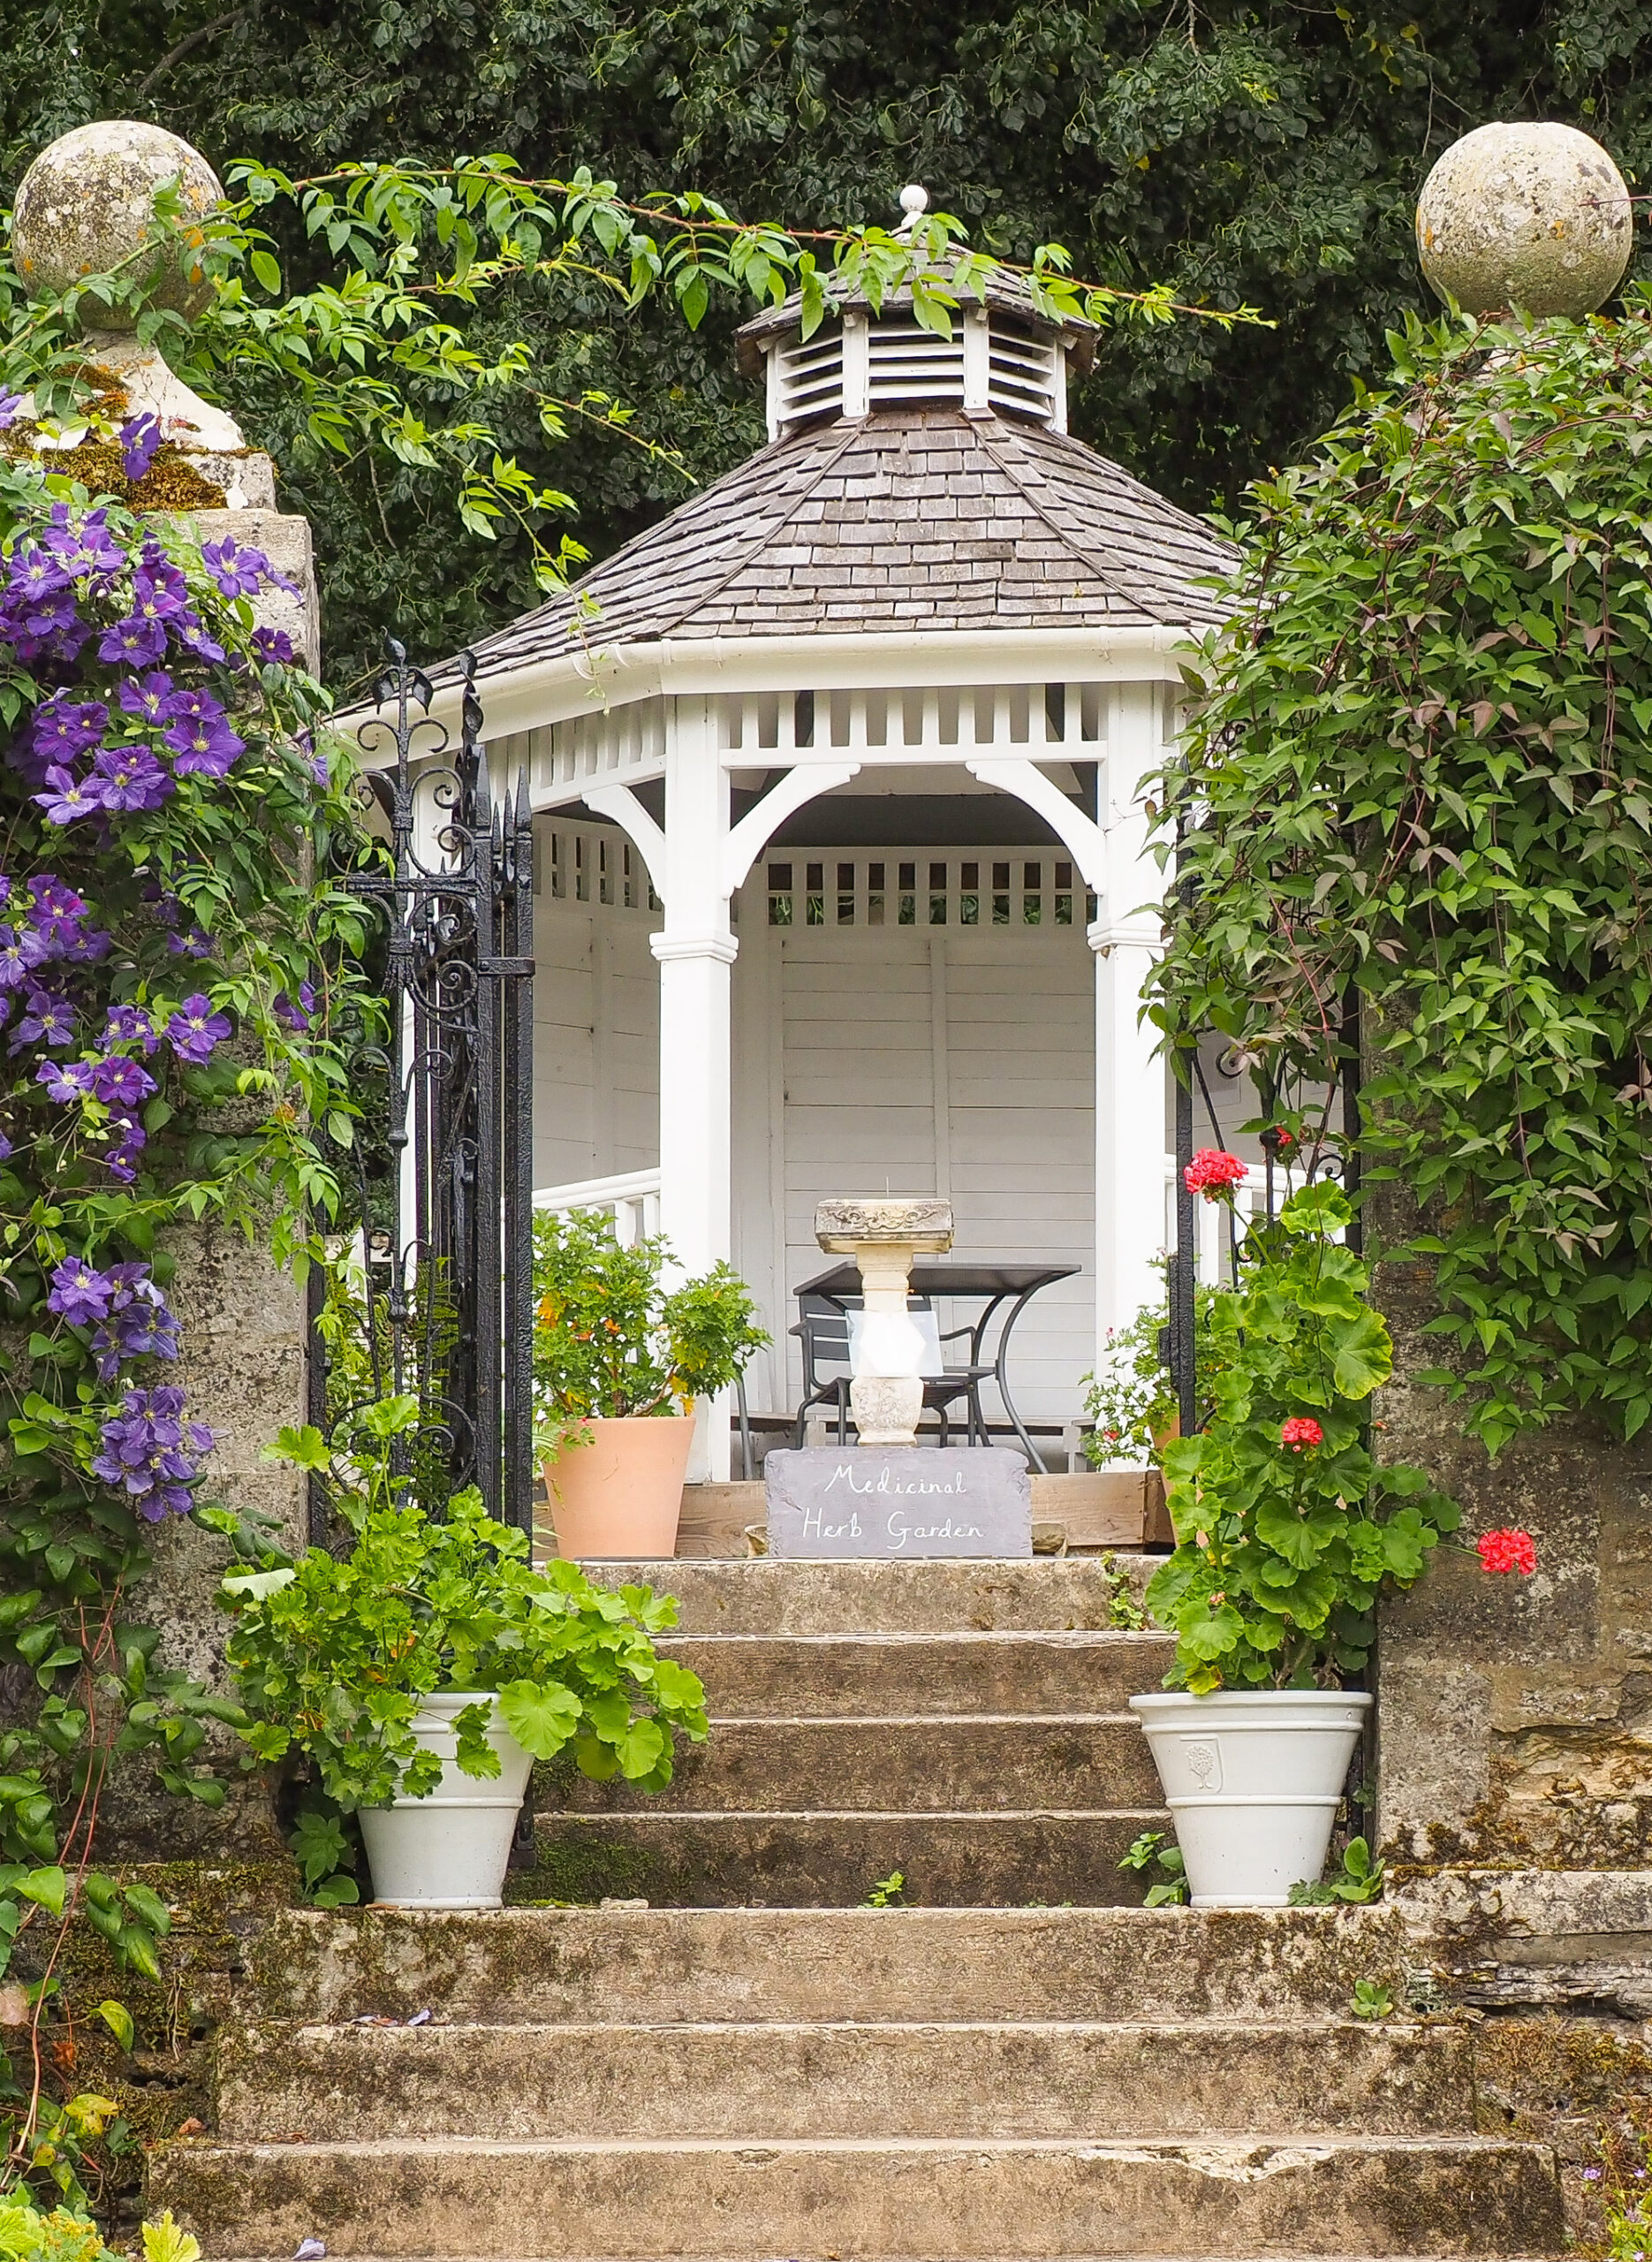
414;239;1234;1479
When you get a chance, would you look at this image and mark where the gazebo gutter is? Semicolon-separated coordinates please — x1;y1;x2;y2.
342;622;1205;760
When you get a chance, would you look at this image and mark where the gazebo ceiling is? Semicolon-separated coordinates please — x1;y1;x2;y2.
456;402;1233;690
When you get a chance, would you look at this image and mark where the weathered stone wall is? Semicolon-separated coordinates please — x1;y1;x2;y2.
1373;1209;1652;1868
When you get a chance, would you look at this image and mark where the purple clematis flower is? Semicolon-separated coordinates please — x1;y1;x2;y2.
47;1256;117;1326
165;992;231;1065
0;391;28;431
90;1264;182;1380
273;981;316;1031
119;414;163;480
91;1053;156;1108
11;989;76;1053
249;626;297;667
166;922;214;959
36;1057;95;1102
9;548;70;603
201;537;269;598
91;1384;217;1518
42;506;125;581
174;616;228;666
31;696;109;763
164;711;244;778
0;1131;12;1163
0;924;49;987
105;1003;158;1056
34;764;103;825
61;925;110;965
99;611;171;666
91;744;172;813
118;671;174;724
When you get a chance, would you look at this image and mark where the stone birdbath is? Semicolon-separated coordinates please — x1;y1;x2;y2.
814;1197;954;1448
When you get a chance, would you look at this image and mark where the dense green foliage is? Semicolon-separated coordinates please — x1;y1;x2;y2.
4;3;1648;679
223;1458;709;1811
1155;302;1652;1450
1146;1180;1461;1691
533;1209;769;1448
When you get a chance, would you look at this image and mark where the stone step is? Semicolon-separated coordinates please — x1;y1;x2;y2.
244;1906;1415;2026
656;1630;1175;1716
214;2016;1475;2144
519;1808;1167;1907
150;2132;1563;2258
591;1557;1153;1636
548;1715;1163;1813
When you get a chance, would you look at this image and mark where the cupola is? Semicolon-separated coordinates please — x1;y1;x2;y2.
735;186;1098;441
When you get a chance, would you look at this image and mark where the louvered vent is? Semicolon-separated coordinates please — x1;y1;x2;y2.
866;322;966;406
768;308;1067;436
774;330;845;431
989;326;1062;423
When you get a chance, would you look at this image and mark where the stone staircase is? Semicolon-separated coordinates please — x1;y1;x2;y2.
151;1557;1565;2258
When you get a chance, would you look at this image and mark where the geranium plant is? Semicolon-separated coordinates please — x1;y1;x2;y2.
1148;1167;1535;1693
532;1208;768;1454
223;1400;709;1833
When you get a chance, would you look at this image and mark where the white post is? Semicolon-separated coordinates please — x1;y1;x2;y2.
653;695;735;1481
1090;682;1169;1359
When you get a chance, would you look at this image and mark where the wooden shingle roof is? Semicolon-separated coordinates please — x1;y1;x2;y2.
455;406;1231;683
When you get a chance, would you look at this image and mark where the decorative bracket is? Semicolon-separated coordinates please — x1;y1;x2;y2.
584;784;668;904
724;763;860;897
965;755;1109;893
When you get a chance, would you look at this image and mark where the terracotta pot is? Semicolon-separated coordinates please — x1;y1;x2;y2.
541;1413;694;1560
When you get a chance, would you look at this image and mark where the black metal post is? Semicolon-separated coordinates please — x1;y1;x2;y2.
1172;1046;1196;1438
1341;986;1363;1257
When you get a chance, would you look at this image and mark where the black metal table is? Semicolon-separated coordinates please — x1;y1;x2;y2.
793;1260;1080;1473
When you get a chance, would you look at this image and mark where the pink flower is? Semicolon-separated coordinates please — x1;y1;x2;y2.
1183;1147;1247;1200
1476;1528;1536;1576
1281;1416;1323;1451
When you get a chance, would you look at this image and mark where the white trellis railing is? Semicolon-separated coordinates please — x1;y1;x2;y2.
533;1167;663;1246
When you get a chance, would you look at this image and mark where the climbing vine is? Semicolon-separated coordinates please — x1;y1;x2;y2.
1153;299;1652;1451
0;426;374;2200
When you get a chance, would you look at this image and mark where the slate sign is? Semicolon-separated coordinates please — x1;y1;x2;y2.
763;1446;1032;1560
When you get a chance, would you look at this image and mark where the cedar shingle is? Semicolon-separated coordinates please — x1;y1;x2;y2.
431;404;1232;692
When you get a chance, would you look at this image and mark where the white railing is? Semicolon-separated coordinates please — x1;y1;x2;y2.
533;1167;662;1246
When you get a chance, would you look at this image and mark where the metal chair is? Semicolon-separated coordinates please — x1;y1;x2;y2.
790;1293;992;1448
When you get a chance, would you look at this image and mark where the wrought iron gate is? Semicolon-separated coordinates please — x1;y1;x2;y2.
306;644;535;1535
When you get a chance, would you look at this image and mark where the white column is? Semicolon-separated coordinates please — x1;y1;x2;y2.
653;695;735;1481
1090;682;1169;1355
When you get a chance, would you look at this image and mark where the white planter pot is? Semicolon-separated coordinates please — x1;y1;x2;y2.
1129;1688;1373;1909
357;1693;534;1911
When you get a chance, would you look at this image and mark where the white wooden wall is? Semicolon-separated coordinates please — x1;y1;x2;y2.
533;826;1155;1433
531;818;661;1191
731;849;1099;1428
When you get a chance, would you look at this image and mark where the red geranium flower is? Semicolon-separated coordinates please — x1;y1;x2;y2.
1476;1528;1537;1576
1184;1147;1247;1201
1281;1416;1323;1451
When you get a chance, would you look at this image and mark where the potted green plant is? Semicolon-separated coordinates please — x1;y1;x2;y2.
533;1210;769;1559
221;1401;708;1909
1131;1165;1535;1907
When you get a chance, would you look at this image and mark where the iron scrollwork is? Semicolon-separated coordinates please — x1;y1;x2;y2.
307;641;535;1535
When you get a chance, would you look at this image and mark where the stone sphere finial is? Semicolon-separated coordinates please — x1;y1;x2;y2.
1416;121;1633;319
899;183;929;220
12;120;224;328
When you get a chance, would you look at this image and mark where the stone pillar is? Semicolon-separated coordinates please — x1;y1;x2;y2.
1373;1187;1652;1872
10;123;317;1851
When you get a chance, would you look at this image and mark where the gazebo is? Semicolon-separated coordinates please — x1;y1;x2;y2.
415;209;1237;1478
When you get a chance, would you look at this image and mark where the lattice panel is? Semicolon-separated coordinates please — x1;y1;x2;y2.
765;849;1095;930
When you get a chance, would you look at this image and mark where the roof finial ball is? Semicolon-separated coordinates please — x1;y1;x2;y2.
895;183;929;239
12;119;224;328
1415;121;1633;320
